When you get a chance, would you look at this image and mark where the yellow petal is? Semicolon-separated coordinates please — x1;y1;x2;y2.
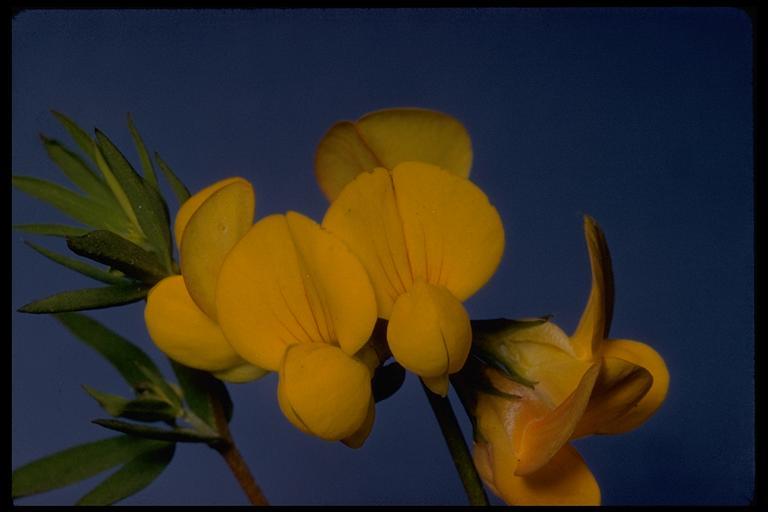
217;215;319;370
213;363;270;384
341;398;376;449
473;397;520;499
387;280;471;387
322;168;414;317
572;356;653;438
278;343;373;441
595;339;670;434
392;162;504;301
475;319;589;406
180;178;255;320
515;364;599;475
315;108;472;200
144;275;245;372
174;177;251;249
571;215;614;360
497;444;601;506
285;211;377;356
474;370;600;505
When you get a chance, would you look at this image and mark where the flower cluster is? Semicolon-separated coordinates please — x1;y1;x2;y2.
143;108;668;504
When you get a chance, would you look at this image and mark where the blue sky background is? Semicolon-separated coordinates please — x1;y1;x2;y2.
12;8;754;506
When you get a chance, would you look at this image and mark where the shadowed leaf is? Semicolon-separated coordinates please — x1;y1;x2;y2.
83;385;180;422
66;230;169;284
170;361;233;430
53;313;172;398
40;134;112;203
51;110;97;162
24;240;129;285
372;362;406;403
92;419;221;443
126;114;159;190
18;284;149;313
12;176;131;234
12;435;167;499
155;152;190;204
75;443;175;505
95;130;172;271
13;223;90;238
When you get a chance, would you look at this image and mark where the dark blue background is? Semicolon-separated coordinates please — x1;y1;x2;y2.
12;8;754;505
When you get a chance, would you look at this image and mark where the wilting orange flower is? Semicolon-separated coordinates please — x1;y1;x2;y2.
465;216;669;505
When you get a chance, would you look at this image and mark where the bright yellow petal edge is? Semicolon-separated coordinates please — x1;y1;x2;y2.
315;108;473;200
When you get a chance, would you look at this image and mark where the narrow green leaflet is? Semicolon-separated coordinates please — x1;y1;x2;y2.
93;141;143;235
126;114;159;190
12;176;131;234
53;313;175;402
95;130;172;271
83;385;180;422
66;230;169;285
155;152;191;204
372;362;406;403
93;419;222;443
18;283;149;314
51;110;98;162
12;435;167;499
13;223;90;238
75;443;175;506
40;135;113;203
24;240;130;285
170;361;233;430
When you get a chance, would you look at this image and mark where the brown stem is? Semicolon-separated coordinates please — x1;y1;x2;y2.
211;396;269;506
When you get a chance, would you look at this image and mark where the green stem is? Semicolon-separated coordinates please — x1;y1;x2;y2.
210;392;269;506
421;381;489;506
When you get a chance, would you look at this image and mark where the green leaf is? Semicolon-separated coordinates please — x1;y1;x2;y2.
95;130;172;272
66;230;169;284
92;419;222;443
40;134;113;203
53;313;177;403
126;113;159;190
13;223;90;238
18;283;149;314
92;142;143;236
170;361;233;430
24;240;130;285
75;443;175;506
155;152;191;204
372;362;406;403
12;435;167;499
51;110;98;162
83;385;180;422
12;176;131;234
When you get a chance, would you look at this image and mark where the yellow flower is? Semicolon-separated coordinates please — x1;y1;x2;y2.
144;178;267;383
316;108;503;397
314;107;473;201
466;216;670;505
321;162;504;396
215;211;379;446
